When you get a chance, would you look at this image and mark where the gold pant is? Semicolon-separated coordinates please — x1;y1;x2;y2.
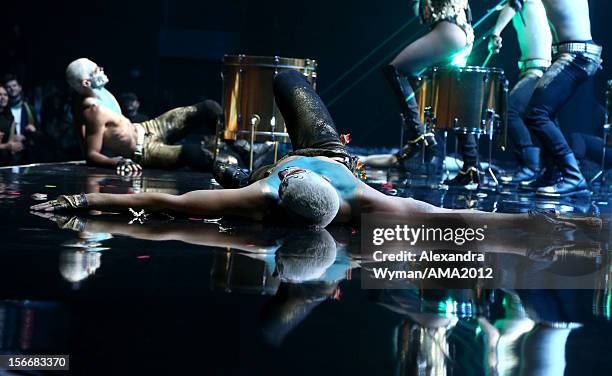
135;100;220;169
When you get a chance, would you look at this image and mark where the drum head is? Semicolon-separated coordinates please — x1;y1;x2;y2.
223;55;316;70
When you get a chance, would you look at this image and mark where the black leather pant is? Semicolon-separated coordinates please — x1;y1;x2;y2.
524;46;602;160
250;70;355;182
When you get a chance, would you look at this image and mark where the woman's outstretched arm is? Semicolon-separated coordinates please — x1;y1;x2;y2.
31;182;271;220
358;183;599;232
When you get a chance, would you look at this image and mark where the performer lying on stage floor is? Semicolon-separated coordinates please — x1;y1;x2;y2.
32;71;600;231
66;58;222;174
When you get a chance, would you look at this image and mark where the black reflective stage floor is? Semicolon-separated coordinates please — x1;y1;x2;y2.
1;162;612;375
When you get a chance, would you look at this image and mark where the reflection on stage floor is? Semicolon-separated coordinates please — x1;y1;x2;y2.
0;162;611;374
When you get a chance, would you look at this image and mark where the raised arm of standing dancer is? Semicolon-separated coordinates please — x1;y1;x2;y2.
489;2;520;54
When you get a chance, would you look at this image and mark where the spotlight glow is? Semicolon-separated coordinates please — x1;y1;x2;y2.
451;45;473;67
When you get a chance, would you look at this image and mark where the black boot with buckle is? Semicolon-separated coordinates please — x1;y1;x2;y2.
444;166;480;188
536;153;591;198
213;161;250;189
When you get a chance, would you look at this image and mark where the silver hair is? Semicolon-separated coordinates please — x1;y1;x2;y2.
280;171;340;228
276;229;337;282
65;58;97;93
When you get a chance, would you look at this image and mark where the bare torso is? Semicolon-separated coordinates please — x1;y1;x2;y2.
78;92;138;158
542;0;592;42
514;0;552;61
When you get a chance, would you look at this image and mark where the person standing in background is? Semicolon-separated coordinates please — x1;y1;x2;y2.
3;74;37;164
520;0;602;197
118;92;149;123
0;86;24;165
488;0;553;186
383;0;474;181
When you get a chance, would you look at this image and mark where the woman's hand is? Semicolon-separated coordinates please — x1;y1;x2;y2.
30;194;89;212
528;208;603;233
30;211;88;232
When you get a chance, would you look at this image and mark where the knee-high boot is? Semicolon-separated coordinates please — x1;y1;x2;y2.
383;65;436;161
536;153;590;197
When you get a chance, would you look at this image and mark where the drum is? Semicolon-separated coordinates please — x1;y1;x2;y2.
222;55;317;143
429;66;507;134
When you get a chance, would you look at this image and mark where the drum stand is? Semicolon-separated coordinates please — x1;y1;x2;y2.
247;115;284;172
589;122;610;187
248;115;260;171
422;107;434;165
440;130;449;184
213;114;283;174
483;109;499;186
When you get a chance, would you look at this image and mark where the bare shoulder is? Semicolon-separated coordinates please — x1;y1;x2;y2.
82;97;118;128
81;96;96;106
244;180;276;203
354;182;439;215
81;97;102;121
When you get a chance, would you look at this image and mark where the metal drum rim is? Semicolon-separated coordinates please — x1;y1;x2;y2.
223;63;315;70
431;65;505;74
223;54;317;68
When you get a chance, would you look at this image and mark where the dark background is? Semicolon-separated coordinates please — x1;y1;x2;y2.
1;0;609;148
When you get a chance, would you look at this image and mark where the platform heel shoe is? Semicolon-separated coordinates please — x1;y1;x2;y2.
395;130;438;164
536;153;591;198
444;166;480;189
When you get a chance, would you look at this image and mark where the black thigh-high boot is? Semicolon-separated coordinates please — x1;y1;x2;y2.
383;65;436;161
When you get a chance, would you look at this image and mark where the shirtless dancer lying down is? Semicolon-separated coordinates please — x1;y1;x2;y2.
31;71;601;231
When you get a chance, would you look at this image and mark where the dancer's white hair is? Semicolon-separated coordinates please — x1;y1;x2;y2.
276;229;337;282
66;58;97;93
279;169;340;228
